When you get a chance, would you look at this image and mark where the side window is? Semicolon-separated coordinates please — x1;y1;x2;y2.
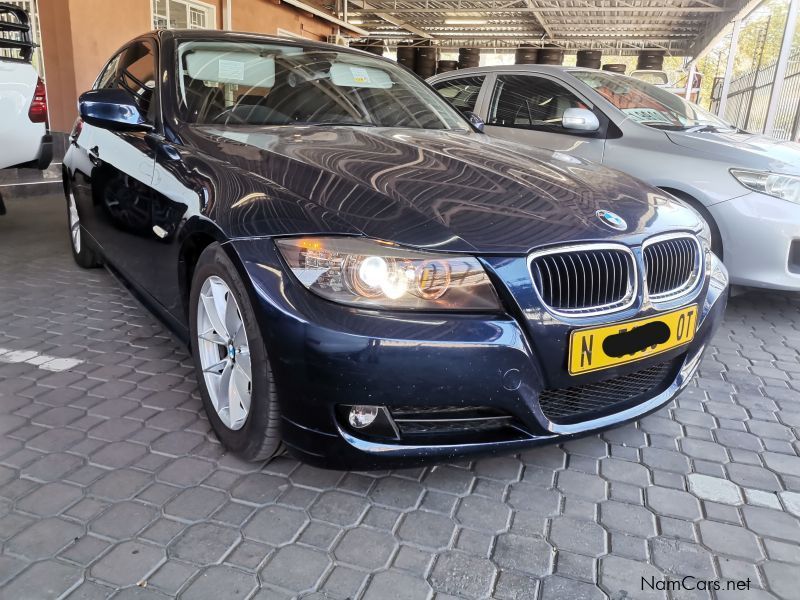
102;41;158;123
488;75;588;132
95;54;122;90
432;76;485;113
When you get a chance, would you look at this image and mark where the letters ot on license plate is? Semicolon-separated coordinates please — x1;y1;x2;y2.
568;305;698;375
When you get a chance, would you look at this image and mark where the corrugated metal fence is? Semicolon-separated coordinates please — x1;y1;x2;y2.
711;48;800;140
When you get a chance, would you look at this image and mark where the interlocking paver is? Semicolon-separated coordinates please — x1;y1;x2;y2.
90;540;164;587
2;193;800;599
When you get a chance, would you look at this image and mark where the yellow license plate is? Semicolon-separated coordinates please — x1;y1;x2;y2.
568;305;698;375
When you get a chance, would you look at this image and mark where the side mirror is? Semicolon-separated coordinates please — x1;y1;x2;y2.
562;107;600;132
78;89;152;131
463;110;485;133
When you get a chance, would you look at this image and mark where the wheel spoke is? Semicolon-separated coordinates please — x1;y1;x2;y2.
225;296;242;342
235;349;251;382
229;365;250;426
214;359;233;419
199;328;227;347
201;288;229;339
203;357;228;375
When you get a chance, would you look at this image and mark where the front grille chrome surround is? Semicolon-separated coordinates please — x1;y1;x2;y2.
642;233;703;302
528;243;638;317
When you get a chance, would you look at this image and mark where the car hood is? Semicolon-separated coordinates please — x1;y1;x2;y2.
192;125;700;253
666;129;800;175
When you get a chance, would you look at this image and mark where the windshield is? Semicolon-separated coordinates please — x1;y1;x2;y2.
571;70;733;131
176;40;468;130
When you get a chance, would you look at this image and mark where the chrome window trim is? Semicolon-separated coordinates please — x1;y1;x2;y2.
641;232;704;303
527;243;638;318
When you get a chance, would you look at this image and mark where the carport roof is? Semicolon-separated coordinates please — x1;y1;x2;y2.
338;0;760;57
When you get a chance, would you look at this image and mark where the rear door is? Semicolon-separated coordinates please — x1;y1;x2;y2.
482;72;606;163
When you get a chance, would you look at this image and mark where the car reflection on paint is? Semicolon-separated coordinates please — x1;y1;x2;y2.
62;30;728;469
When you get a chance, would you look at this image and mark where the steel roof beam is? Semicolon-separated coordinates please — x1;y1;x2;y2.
349;6;732;15
686;0;761;59
524;0;554;38
348;0;434;38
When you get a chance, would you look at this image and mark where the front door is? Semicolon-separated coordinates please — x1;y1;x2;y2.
482;73;606;163
75;40;159;287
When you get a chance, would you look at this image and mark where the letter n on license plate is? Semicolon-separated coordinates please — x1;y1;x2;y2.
568;305;698;375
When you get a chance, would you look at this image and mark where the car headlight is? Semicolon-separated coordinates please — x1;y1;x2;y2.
731;169;800;204
275;237;501;311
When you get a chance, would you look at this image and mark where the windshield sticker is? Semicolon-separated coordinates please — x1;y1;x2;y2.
218;59;245;82
350;67;371;84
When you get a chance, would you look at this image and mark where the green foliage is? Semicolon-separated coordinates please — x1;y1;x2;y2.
696;0;795;110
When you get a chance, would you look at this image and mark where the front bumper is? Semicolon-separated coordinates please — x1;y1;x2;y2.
710;191;800;290
231;240;728;469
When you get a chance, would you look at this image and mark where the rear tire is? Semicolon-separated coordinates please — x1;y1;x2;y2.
66;187;102;268
189;243;283;462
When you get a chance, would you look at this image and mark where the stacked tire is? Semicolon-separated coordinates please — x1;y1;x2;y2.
637;50;665;71
351;39;384;56
515;44;538;65
458;47;480;69
602;63;627;73
415;45;438;78
576;49;602;69
437;60;459;74
396;42;416;71
536;45;564;65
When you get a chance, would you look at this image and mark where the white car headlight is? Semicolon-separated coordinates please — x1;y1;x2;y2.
730;169;800;204
275;237;501;311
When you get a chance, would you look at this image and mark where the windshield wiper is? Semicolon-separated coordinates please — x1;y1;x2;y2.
293;121;376;127
682;124;733;133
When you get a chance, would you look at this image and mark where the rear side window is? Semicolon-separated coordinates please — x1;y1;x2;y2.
432;76;485;113
488;74;587;132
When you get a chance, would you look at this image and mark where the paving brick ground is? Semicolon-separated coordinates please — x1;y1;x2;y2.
1;191;799;600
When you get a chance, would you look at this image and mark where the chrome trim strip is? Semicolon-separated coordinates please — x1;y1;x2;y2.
642;232;704;303
527;243;638;318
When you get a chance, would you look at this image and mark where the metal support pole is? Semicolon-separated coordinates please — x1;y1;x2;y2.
223;0;232;30
685;62;697;100
717;19;742;119
765;0;799;136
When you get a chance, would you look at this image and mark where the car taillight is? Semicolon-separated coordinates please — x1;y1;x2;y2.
29;77;48;124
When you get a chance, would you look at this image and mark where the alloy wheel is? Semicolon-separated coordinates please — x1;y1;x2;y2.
68;191;81;253
196;275;252;430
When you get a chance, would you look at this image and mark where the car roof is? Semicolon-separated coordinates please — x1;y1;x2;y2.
428;64;613;79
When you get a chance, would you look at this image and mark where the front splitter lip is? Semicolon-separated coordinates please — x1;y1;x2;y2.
335;342;705;458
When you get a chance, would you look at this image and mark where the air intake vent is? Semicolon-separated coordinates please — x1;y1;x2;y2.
643;235;701;300
530;246;636;315
389;406;518;437
539;359;677;423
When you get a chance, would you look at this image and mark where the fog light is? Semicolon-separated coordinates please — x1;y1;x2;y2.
348;405;379;429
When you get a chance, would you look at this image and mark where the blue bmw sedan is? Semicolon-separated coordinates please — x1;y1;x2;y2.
62;30;728;469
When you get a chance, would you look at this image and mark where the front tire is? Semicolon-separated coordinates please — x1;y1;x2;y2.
189;243;283;461
66;188;101;268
